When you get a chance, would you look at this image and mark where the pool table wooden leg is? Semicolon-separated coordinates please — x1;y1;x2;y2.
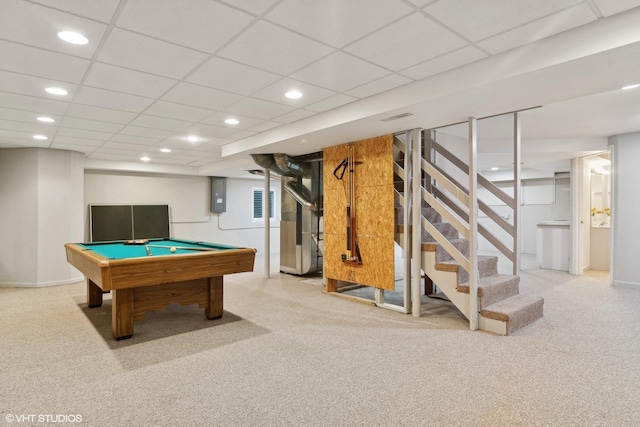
87;279;103;307
112;288;134;340
205;276;223;319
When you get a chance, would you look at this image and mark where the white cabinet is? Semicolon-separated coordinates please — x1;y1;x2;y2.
537;221;570;271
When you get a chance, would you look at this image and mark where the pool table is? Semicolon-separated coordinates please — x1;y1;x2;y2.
65;238;256;340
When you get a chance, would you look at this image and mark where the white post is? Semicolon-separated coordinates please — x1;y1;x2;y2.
468;118;479;330
264;168;270;278
403;130;412;313
513;112;522;275
411;129;422;317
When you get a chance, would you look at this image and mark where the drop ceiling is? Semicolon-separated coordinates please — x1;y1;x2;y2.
1;0;640;177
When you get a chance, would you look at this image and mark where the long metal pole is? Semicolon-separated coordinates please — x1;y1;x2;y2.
468;118;479;330
411;129;422;317
264;168;270;278
513;112;522;275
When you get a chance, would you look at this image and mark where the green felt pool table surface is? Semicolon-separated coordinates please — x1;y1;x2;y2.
77;238;242;259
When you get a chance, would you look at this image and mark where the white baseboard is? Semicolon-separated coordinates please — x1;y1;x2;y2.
0;276;84;288
612;280;640;289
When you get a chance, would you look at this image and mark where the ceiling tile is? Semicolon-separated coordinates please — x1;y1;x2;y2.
0;119;56;135
425;0;583;42
251;78;335;107
145;101;215;122
266;0;413;48
216;0;280;15
0;129;50;146
272;109;317;124
101;141;153;152
0;107;62;124
162;82;243;111
60;117;124;133
304;94;358;113
182;123;238;138
119;125;174;139
477;4;597;54
593;0;640;16
85;63;178;98
128;115;194;132
226;130;258;141
248;121;282;132
0;92;70;115
223;97;295;120
0;1;107;59
200;112;264;130
109;134;160;145
30;0;121;23
74;86;154;113
66;104;137;124
57;127;113;141
400;46;487;80
344;13;467;71
0;70;80;101
97;28;208;79
217;21;334;75
0;40;90;83
186;57;281;95
51;136;105;146
346;74;413;99
291;52;391;92
117;0;254;53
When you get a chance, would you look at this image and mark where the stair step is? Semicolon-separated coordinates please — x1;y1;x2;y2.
456;274;520;309
422;238;469;262
435;255;498;283
480;294;544;335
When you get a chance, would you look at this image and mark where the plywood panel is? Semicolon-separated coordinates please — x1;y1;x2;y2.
323;134;395;291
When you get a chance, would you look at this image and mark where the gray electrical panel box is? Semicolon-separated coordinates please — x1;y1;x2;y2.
211;177;227;213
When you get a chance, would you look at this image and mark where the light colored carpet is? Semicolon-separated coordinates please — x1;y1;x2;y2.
1;254;638;426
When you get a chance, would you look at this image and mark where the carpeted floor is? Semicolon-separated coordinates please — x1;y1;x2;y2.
1;254;638;426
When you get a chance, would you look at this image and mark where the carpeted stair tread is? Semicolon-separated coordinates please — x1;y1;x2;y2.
457;274;520;309
480;294;544;335
435;255;498;282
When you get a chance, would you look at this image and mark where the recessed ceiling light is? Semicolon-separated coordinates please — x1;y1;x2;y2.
37;116;55;123
285;90;302;99
57;31;89;45
186;135;199;143
33;134;48;140
491;167;499;171
140;156;150;162
225;118;239;125
622;83;640;90
160;148;171;153
45;87;67;96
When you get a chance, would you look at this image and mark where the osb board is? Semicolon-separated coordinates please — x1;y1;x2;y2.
323;135;395;291
324;234;395;290
323;135;393;190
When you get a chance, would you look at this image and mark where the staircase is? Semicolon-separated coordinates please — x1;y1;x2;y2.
393;128;543;335
395;206;544;335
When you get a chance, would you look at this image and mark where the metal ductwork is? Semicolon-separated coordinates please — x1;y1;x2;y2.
284;181;318;212
251;153;309;177
251;152;323;276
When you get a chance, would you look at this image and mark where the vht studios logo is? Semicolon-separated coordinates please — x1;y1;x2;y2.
5;413;83;423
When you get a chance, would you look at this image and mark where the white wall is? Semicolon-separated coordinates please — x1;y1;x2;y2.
610;133;640;288
84;171;280;253
0;148;84;287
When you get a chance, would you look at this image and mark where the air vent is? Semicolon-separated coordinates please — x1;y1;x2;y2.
380;113;413;122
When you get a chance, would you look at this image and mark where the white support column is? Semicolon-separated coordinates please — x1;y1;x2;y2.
403;130;412;313
513;112;522;275
264;168;271;278
468;118;479;330
411;129;422;317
